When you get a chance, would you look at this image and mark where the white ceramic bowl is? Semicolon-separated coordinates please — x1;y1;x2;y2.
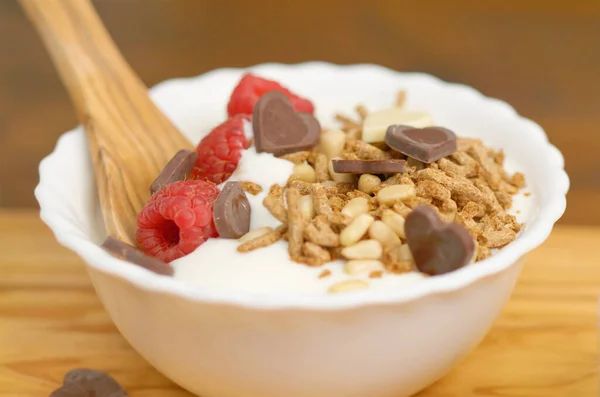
36;62;568;397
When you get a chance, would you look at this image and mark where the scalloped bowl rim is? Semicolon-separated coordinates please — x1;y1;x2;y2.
35;62;569;310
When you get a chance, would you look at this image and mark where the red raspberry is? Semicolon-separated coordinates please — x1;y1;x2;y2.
191;115;250;184
136;180;220;262
227;73;315;117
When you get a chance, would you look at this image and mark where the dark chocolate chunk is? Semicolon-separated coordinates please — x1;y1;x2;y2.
150;149;197;194
213;181;251;239
252;91;320;156
385;125;457;163
331;159;406;174
102;237;173;276
405;206;475;276
50;368;127;397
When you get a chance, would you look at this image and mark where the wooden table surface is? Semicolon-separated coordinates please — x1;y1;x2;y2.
0;210;597;396
1;1;599;225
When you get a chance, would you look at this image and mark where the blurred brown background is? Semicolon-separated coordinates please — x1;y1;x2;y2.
0;0;598;224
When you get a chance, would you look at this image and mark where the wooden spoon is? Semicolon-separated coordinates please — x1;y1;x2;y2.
19;0;193;245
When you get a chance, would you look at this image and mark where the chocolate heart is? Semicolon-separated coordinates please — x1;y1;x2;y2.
213;181;251;239
385;125;457;163
102;237;173;276
150;149;197;194
253;91;320;156
49;369;127;397
405;206;475;276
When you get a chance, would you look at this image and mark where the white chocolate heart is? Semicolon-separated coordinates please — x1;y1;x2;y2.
362;108;433;143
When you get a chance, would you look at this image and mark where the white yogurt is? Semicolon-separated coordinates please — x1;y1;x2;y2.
172;120;529;295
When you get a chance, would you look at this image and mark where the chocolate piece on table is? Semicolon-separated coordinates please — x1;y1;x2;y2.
253;91;321;156
405;206;475;276
213;181;251;239
331;159;406;174
385;125;457;163
50;368;127;397
102;236;173;276
150;149;197;194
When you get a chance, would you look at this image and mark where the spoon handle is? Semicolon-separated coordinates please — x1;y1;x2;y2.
20;0;193;244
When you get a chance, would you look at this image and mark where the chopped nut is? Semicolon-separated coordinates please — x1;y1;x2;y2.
299;195;316;221
395;90;406;108
358;174;382;195
398;244;413;261
341;239;383;260
321;129;347;159
286;188;305;258
328;279;369;293
240;181;263;196
381;209;406;239
263;184;287;223
238;226;273;243
340;214;374;246
318;269;332;279
369;270;384;279
314;153;330;182
377;184;416;206
341;197;370;219
279;151;311;164
237;225;287;253
293;163;317;183
369;220;401;248
345;259;384;275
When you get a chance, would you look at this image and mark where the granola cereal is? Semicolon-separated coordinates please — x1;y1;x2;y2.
249;94;525;279
170;84;527;294
240;181;263;196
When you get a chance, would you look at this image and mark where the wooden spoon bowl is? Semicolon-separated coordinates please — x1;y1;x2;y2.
19;0;193;245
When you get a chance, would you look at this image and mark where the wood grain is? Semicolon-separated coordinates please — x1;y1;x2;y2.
0;1;599;226
0;210;597;396
17;0;193;244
